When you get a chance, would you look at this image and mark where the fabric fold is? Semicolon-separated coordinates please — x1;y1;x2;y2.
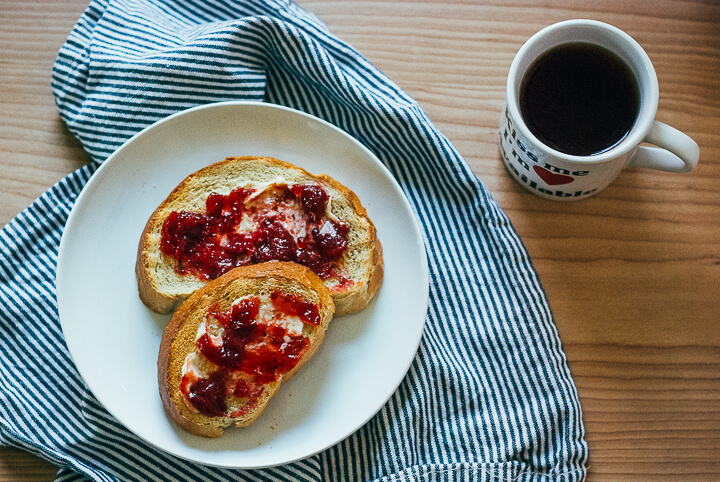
1;0;588;480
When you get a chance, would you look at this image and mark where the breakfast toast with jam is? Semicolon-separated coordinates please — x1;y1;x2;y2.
136;156;383;316
158;261;335;437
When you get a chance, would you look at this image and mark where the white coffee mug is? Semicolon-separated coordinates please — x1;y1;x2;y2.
500;19;699;201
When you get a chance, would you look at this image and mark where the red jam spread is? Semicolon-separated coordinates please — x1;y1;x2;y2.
270;291;320;326
185;369;227;417
180;292;321;417
160;183;351;284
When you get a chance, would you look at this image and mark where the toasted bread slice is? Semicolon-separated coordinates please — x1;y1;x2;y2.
158;261;334;437
136;156;383;315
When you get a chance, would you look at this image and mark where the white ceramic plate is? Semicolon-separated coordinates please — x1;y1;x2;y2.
57;101;429;468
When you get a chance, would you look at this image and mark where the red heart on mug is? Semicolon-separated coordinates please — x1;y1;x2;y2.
533;165;575;185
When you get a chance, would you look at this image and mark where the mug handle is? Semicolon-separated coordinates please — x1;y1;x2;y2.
627;121;700;173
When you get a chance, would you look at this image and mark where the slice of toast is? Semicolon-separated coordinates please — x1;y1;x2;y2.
136;156;383;315
158;261;334;437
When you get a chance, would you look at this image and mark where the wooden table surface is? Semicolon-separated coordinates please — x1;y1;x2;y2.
1;0;718;480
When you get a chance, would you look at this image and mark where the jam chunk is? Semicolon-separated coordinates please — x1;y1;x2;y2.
292;184;329;219
186;369;227;417
270;291;321;326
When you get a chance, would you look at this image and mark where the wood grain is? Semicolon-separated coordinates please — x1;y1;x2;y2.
1;0;718;480
0;0;91;225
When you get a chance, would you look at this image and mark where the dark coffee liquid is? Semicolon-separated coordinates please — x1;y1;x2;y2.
519;42;640;156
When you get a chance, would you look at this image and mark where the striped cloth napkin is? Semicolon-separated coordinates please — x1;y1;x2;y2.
0;0;588;480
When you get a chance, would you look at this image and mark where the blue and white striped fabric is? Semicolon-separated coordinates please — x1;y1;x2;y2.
0;0;588;480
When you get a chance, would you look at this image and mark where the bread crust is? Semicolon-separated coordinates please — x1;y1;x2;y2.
137;156;383;315
158;261;334;437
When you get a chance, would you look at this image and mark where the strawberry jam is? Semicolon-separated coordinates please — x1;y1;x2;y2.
291;184;329;220
160;183;351;284
182;292;321;417
233;377;265;400
270;292;321;326
187;369;227;417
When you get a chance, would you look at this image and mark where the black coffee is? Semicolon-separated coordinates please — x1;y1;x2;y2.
519;42;640;156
